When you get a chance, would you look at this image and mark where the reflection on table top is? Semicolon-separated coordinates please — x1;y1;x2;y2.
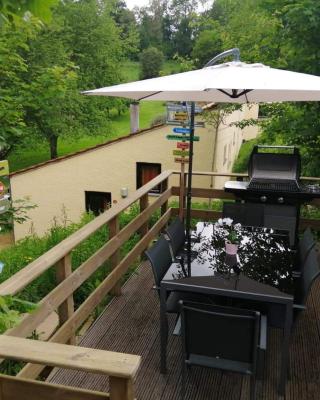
163;221;294;295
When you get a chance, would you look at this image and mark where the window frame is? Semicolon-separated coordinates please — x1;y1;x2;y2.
136;162;162;194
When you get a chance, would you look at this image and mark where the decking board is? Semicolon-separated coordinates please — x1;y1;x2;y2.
49;262;320;399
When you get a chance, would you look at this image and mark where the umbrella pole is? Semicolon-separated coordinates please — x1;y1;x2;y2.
186;102;195;277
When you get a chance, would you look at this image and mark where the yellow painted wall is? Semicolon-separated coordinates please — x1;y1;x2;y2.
11;104;258;240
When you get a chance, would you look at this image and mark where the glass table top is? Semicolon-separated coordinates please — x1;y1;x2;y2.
163;221;294;295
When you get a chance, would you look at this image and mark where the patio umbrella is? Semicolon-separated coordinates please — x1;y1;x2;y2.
83;48;320;275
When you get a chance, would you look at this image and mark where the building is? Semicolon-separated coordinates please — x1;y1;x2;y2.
10;104;259;240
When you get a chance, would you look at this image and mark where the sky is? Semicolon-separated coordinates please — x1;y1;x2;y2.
125;0;150;9
125;0;211;11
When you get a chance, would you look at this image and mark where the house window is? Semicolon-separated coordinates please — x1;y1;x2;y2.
136;162;161;193
85;191;111;216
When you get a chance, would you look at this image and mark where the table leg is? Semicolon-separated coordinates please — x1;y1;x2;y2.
278;302;293;396
160;286;168;373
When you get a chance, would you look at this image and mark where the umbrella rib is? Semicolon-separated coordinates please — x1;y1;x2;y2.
137;91;163;101
217;88;253;98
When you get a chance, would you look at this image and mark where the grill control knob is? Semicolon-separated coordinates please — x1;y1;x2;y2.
278;197;284;204
260;196;267;203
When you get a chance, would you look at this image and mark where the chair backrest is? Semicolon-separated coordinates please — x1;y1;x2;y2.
299;227;316;266
165;217;186;256
296;246;320;306
180;301;260;368
145;235;173;288
222;202;264;227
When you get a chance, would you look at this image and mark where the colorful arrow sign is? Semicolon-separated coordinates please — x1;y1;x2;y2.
166;134;199;141
174;157;189;163
177;142;189;150
173;149;189;157
173;127;191;134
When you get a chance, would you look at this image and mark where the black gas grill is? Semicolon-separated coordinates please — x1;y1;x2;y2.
247;146;301;192
224;145;320;247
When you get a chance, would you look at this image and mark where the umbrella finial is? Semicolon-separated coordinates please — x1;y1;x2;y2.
203;48;240;68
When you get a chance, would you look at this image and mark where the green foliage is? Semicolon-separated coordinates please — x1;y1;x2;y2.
0;0;58;25
171;54;196;73
140;47;164;79
0;295;37;333
232;138;259;174
0;205;143;307
0;18;37;158
0;197;37;232
191;25;223;67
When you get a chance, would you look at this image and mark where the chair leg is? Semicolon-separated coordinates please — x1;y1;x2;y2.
250;375;256;400
181;361;186;400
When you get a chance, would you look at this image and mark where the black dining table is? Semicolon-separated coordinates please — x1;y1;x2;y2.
160;221;295;395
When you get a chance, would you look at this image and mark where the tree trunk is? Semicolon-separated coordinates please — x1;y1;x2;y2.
49;136;58;159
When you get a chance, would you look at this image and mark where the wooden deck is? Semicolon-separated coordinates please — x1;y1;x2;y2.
49;262;320;400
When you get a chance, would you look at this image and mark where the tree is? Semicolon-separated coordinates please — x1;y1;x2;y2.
0;19;38;158
140;47;164;79
111;1;140;60
25;64;80;159
192;23;223;67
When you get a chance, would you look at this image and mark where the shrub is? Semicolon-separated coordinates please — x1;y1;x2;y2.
140;47;164;79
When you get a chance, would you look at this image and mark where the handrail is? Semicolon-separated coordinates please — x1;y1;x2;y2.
0;335;140;400
0;170;173;296
0;336;141;378
173;169;320;181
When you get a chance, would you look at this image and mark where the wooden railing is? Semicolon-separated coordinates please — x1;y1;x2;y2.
0;169;319;396
0;170;172;386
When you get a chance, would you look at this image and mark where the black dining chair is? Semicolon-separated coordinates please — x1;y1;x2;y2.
165;217;198;262
145;236;212;315
179;301;267;400
222;202;264;227
295;227;316;272
293;246;320;322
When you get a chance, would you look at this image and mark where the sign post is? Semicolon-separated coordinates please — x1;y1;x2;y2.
166;120;200;221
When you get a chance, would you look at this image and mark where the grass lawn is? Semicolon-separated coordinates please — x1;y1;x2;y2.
8;60;178;172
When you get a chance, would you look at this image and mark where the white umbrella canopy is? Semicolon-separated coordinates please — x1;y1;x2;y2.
83;61;320;103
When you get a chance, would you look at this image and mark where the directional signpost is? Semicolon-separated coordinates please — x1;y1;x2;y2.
166;120;200;220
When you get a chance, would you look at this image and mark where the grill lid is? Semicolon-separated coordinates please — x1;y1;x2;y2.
248;146;301;192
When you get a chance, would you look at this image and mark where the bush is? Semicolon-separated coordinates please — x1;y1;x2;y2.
232;138;259;173
140;47;164;79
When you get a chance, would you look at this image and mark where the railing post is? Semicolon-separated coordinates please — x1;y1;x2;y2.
139;193;149;237
109;377;134;400
161;178;168;216
109;216;122;296
55;253;75;345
